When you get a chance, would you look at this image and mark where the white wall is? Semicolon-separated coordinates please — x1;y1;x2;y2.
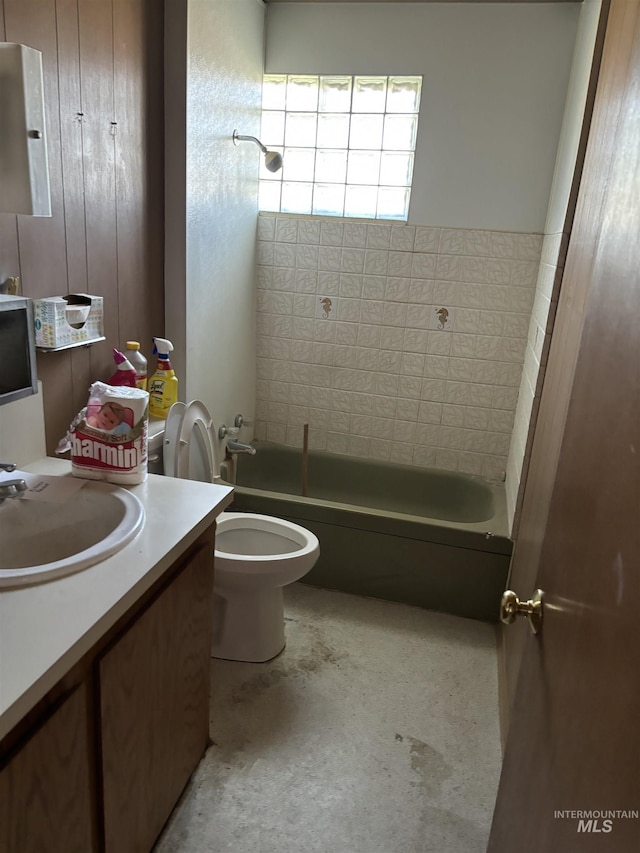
165;0;265;435
505;0;603;531
265;1;580;232
0;384;46;466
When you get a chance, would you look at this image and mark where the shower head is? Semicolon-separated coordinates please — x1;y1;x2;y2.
263;149;283;173
233;130;283;173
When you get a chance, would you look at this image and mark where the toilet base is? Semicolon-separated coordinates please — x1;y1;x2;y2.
212;584;286;662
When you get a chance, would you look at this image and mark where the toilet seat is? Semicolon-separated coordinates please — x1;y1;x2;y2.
166;400;220;483
215;512;319;575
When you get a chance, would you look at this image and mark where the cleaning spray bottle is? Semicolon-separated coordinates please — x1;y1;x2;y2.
148;337;179;418
107;349;137;387
125;341;148;391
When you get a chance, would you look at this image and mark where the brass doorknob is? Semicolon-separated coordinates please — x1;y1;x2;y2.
500;589;544;634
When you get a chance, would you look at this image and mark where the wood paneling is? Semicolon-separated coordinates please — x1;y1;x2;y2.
100;535;215;853
0;684;96;853
0;0;164;452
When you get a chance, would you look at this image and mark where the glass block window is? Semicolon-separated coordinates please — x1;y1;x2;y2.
259;75;422;220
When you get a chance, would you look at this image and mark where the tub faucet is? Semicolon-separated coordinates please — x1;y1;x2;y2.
226;439;257;456
0;462;17;472
0;478;27;501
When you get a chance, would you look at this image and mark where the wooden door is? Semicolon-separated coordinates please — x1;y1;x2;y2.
488;1;640;849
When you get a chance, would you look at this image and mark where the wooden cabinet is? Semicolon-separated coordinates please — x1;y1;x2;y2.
0;525;215;853
0;684;97;853
100;538;214;853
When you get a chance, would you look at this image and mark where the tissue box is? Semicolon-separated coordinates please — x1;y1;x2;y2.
33;294;104;349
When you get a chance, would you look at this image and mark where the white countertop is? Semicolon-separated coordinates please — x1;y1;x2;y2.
0;457;233;741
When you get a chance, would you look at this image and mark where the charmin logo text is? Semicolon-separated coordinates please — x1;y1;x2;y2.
554;810;639;833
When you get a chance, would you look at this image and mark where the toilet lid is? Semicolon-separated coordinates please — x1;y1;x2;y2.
169;399;219;483
163;402;186;478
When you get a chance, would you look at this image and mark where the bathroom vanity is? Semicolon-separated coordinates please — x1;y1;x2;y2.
0;458;233;853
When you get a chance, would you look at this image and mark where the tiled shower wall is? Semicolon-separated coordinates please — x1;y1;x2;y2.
254;212;542;481
505;231;567;523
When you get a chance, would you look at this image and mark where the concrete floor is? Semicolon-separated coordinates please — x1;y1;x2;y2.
155;583;502;853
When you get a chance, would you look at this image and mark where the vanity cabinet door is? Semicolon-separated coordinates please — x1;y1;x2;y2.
0;683;97;853
99;532;215;853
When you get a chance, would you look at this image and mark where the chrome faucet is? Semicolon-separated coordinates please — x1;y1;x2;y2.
226;438;257;456
0;462;17;472
0;478;27;501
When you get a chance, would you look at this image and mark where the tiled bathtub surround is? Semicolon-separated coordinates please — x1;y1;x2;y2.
505;231;567;527
255;213;542;480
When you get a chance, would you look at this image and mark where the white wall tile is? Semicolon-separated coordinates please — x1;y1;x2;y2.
385;276;411;302
387;251;413;277
390;224;416;252
318;245;343;271
297;219;321;244
403;328;428;353
340;273;364;297
398;375;422;400
366;223;392;249
382;302;408;327
390;443;415;465
362;275;387;299
257;215;546;481
380;326;406;350
256;265;273;289
257;240;275;265
335;321;359;344
360;300;385;324
274;267;296;290
377;350;402;374
296;244;319;269
364;249;389;275
320;220;344;246
408;278;434;304
341;248;366;273
343;222;368;248
414;226;440;253
274;243;296;267
295;269;318;293
258;214;276;241
411;253;437;278
276;217;298;243
317;270;341;295
423;354;449;379
396;397;419;420
327;431;349;454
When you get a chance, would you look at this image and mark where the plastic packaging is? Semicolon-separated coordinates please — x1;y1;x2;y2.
107;349;137;387
125;340;148;391
148;337;179;418
57;381;149;484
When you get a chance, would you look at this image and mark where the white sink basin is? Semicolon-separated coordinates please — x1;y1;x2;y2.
0;480;145;588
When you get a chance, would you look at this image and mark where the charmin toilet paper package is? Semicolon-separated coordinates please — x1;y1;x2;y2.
58;382;149;484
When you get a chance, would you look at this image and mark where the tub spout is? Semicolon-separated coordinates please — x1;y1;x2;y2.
227;439;257;456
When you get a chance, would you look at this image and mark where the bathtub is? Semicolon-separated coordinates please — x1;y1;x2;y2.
222;443;512;622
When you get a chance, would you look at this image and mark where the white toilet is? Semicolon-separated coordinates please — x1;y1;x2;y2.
150;401;319;662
